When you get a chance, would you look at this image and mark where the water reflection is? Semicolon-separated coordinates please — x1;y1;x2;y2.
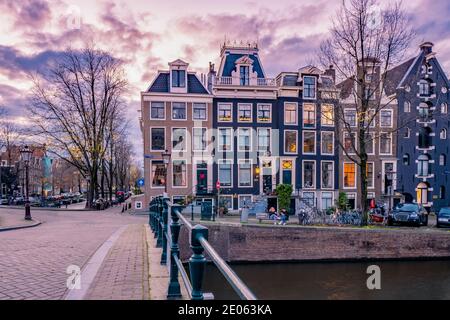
202;260;450;300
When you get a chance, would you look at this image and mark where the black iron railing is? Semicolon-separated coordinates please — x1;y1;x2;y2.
149;195;257;300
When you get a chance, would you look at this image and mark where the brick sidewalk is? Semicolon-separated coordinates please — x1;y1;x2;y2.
85;224;150;300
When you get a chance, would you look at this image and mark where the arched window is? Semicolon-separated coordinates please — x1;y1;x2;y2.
417;154;431;177
441;103;448;114
440;154;447;166
418;127;432;148
417;182;429;204
440;186;446;200
419;79;431;96
404;128;411;138
440;129;447;140
418;102;431;121
403;154;410;165
404;101;411;113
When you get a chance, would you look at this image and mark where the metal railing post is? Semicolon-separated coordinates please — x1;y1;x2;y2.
160;196;169;265
189;225;208;300
167;205;182;298
156;197;163;248
153;199;159;239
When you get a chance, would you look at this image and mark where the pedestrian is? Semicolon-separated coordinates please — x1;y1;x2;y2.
280;209;287;226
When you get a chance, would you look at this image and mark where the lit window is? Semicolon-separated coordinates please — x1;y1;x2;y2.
303;103;316;128
193;128;207;151
218;128;233;152
151;102;165;119
321;104;334;126
218;103;232;122
218;161;232;187
284;103;297;125
344;109;356;127
151;161;166;187
257;104;271;122
380;133;392;154
380;110;392;127
238;128;251;152
321;162;333;189
343;163;356;188
303;76;316;99
303;161;315;189
284;130;298;154
238;104;252;122
258;128;271;152
303;131;316;154
172;102;186;120
321;131;334;155
172;70;186;88
193;103;207;120
151;128;165;151
172;128;186;151
172;160;187;187
238;160;252;187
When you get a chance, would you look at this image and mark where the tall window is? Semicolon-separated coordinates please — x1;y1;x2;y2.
441;103;448;114
380;110;393;127
151;102;165;119
344;132;356;154
303;103;316;128
321;104;334;126
172;70;186;87
238;104;252;122
284;103;297;125
365;133;374;154
284;130;297;154
303;161;315;189
440;154;447;166
419;79;430;96
404;101;411;113
240;66;249;86
151;128;165;151
172;128;186;151
321;162;333;189
218;128;233;152
303;76;316;99
403;154;410;166
440;129;447;140
417;155;430;177
238;128;251;152
172;160;187;187
344;163;356;188
379;133;392;154
257;104;271;122
218;103;232;122
419;127;432;148
321;131;334;155
238;160;252;187
218;161;232;187
193;128;207;151
172;102;186;120
303;131;316;154
344;109;356;127
404;128;411;139
321;192;333;210
282;160;293;185
258;128;270;152
151;161;166;187
367;163;374;188
440;186;446;200
193;103;207;120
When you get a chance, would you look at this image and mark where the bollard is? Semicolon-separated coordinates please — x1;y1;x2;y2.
156;198;163;248
160;196;169;265
167;205;182;299
189;225;208;300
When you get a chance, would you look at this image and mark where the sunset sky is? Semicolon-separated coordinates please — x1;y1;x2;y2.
1;0;450;157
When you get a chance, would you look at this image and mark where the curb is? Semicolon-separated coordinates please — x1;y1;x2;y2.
0;205;88;212
0;219;42;232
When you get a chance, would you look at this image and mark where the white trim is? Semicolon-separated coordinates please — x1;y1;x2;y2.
171;127;188;152
320;160;334;190
302;159;316;189
343;132;357;155
192;102;208;121
302;130;317;155
281;158;296;187
320;131;335;156
238;159;253;188
192;127;207;152
379;132;393;155
321;103;335;127
217;159;233;188
343;108;357;127
365;132;375;155
343;162;357;189
257;127;271;153
257;103;272;123
397;54;421;90
150;127;166;152
284;129;298;155
171;102;187;121
302;75;317;100
284;101;298;126
218;195;234;210
379;109;393;128
303;102;317;129
320;191;335;210
171;159;188;189
237;127;252;152
150;101;166;120
217;127;233;152
346;192;357;210
150;159;166;189
217;102;233;123
238;195;253;209
237;103;253;123
367;162;375;189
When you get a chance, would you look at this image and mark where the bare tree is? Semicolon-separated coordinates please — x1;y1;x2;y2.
319;0;415;223
29;47;128;207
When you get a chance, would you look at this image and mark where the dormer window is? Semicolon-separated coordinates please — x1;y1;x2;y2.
303;76;316;99
172;70;186;88
240;66;250;86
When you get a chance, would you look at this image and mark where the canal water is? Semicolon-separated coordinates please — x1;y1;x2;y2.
202;260;450;300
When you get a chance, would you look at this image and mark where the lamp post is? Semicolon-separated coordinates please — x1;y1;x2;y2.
20;145;33;221
162;150;171;196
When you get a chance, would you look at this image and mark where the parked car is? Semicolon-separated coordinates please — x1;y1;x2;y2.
0;197;8;205
436;207;450;228
388;203;428;227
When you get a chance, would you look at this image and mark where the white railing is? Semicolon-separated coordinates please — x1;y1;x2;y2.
214;76;277;87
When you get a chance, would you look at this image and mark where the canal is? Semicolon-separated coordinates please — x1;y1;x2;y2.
202;260;450;300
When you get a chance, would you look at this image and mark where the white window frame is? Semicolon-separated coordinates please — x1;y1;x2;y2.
237;103;253;123
150;160;166;189
192;127;207;152
302;160;316;189
320;161;334;190
321;104;334;127
150;127;166;152
441;103;448;114
257;103;272;123
367;162;375;189
303;103;316;129
346;192;357;210
172;159;188;188
150;101;166;120
217;103;233;122
365;132;375;155
380;109;393;128
379;132;392;155
321;131;334;156
344;108;357;127
217;127;233;152
343;162;357;189
171;127;187;152
237;127;252;152
302;130;316;155
281;158;296;187
218;159;233;188
284;130;298;155
440;129;447;140
320;191;334;210
303;76;317;100
343;132;357;155
238;159;253;188
257;128;271;153
171;102;187;121
218;195;234;210
284;102;298;125
192;102;207;121
404;101;411;113
238;195;253;209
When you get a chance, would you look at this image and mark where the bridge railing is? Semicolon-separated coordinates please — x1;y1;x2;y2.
149;195;257;300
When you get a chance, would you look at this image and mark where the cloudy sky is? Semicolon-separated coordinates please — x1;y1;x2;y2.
1;0;449;157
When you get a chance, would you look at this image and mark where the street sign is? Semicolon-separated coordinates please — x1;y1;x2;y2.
216;181;221;189
137;179;145;187
144;154;155;159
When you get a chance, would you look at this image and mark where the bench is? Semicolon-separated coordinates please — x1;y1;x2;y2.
257;213;275;223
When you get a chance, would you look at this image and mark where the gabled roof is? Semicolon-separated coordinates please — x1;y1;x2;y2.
220;54;265;78
298;65;323;76
147;72;209;94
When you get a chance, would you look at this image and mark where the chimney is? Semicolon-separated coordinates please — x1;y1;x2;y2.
420;42;434;55
324;65;336;83
207;62;216;92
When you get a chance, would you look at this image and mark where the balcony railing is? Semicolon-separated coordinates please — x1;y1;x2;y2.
214;76;277;87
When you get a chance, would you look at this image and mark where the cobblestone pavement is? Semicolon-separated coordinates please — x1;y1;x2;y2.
85;224;149;300
0;207;148;300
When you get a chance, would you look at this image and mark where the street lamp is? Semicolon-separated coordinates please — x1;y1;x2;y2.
162;150;171;196
20;145;33;221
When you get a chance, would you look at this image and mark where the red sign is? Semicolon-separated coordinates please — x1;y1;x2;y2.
216;181;221;189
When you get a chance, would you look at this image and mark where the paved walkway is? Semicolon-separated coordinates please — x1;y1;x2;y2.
0;212;39;231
